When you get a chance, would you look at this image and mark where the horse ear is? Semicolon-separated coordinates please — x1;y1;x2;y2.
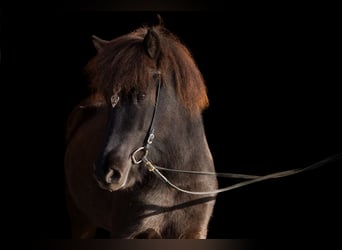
156;14;163;26
92;35;109;51
143;28;161;59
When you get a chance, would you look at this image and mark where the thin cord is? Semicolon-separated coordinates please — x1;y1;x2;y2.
142;153;342;195
154;166;260;179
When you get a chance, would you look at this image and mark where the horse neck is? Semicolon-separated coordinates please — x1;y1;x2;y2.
156;112;213;171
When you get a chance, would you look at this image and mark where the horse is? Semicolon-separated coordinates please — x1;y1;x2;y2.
64;23;218;239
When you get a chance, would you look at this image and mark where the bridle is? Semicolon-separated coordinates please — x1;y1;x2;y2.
97;69;342;195
131;70;162;165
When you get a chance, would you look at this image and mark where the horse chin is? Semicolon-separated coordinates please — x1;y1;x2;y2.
107;182;126;192
96;180;127;192
95;170;135;192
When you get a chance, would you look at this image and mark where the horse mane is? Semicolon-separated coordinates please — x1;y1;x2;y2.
85;24;209;114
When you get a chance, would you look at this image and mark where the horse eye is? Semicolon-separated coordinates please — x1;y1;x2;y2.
137;93;146;102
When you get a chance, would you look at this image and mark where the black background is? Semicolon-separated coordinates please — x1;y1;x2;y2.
1;2;341;240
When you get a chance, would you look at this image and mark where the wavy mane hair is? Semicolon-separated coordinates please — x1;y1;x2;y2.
85;25;208;115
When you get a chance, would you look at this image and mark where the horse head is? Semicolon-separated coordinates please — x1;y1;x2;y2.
92;28;162;191
87;25;209;193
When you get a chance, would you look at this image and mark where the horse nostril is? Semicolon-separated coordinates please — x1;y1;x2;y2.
105;168;122;184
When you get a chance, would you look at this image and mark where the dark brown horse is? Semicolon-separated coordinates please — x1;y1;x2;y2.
64;23;218;239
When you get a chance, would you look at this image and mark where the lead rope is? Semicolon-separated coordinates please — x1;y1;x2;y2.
138;153;342;195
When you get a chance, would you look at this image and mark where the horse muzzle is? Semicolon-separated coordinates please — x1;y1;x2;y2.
94;161;131;192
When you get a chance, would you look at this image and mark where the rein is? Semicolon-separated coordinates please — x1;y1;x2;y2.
136;152;342;195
